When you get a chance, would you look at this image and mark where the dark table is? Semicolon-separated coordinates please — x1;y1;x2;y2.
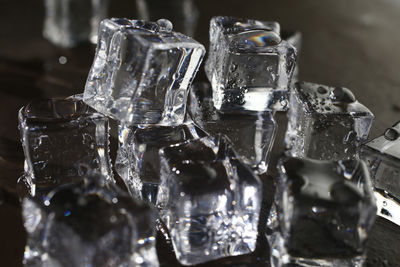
0;1;399;266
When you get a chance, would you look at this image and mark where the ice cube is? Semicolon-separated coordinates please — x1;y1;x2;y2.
83;18;205;125
135;0;199;37
115;121;206;204
188;82;277;174
22;176;159;267
285;82;374;160
157;135;262;265
361;121;400;225
43;0;109;47
281;30;302;84
204;16;297;111
266;157;376;267
18;98;113;196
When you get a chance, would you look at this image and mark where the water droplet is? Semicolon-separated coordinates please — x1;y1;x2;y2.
384;127;399;141
156;19;173;32
229;63;238;72
58;56;67;65
317;86;328;94
330;87;356;104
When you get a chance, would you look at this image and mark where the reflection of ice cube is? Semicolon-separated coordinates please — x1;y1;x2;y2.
361;121;400;225
267;157;376;267
157;135;262;265
135;0;199;37
115;122;206;204
84;18;205;125
18;98;113;196
285;82;374;160
189;83;277;174
23;177;159;267
205;16;297;111
43;0;109;47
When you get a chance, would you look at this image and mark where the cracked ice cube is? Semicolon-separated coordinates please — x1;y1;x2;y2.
361;121;400;225
18;98;113;196
204;16;297;111
266;157;376;267
83;18;205;125
115;122;206;204
157;135;262;265
188;82;277;174
22;177;159;267
285;82;374;160
43;0;109;47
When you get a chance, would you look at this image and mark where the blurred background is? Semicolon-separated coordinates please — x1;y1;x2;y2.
0;0;400;266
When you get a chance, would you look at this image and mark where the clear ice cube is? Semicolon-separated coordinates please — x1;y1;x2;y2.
22;177;159;267
43;0;109;47
266;157;376;267
135;0;199;37
285;82;374;160
361;121;400;225
18;98;113;196
281;30;302;84
115;122;206;204
204;16;297;111
188;82;277;174
157;135;262;265
83;18;205;125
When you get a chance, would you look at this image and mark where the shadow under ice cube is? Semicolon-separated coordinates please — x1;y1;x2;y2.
267;157;376;267
205;16;297;111
189;82;277;174
84;18;205;125
157;135;262;265
115;122;206;204
18;98;113;196
285;82;374;160
361;121;400;225
23;179;159;267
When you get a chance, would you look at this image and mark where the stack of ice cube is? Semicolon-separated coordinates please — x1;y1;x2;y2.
82;18;206;203
264;80;377;266
81;16;270;265
18;98;160;266
17;12;387;267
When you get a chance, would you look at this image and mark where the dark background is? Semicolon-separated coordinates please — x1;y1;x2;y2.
0;0;399;266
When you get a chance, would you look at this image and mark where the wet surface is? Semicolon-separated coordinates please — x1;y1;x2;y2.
1;0;400;266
